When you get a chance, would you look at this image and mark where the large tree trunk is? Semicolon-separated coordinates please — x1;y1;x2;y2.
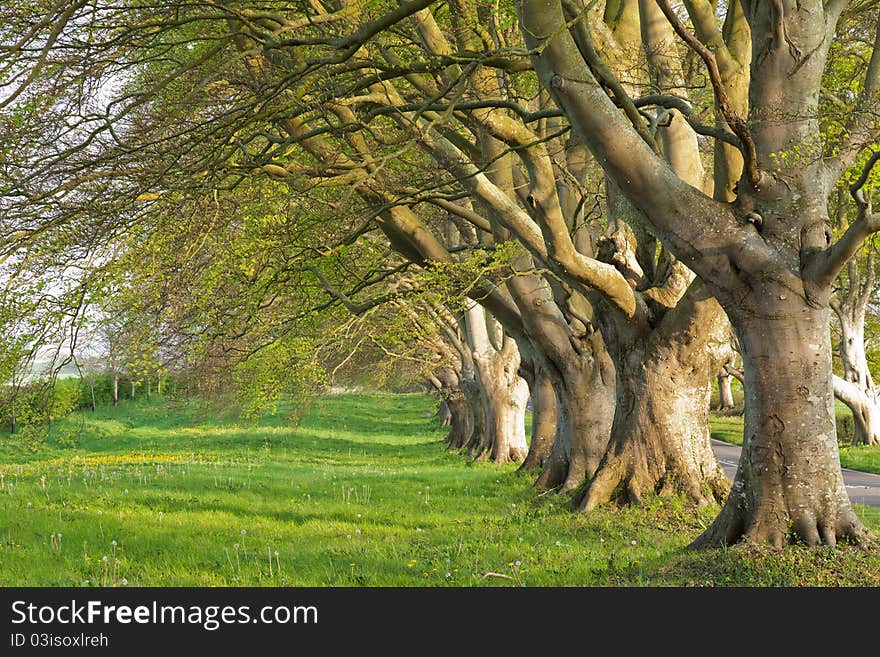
462;303;529;464
457;375;486;452
519;364;557;471
470;343;529;463
113;374;119;407
578;332;730;510
535;343;615;493
693;305;869;547
578;281;731;510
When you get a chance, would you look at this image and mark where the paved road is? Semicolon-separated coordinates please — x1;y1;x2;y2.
711;439;880;507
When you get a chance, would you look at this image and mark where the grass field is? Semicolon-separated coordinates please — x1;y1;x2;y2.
1;392;879;587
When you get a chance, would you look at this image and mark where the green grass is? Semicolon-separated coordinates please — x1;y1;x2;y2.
1;392;879;587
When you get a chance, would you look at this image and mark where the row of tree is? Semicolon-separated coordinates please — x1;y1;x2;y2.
1;0;879;548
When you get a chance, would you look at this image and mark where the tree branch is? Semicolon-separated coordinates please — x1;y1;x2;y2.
655;0;761;189
805;152;880;288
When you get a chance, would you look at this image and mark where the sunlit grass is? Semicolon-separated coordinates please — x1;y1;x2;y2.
1;392;878;587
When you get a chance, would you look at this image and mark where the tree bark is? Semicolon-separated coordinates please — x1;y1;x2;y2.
833;299;880;445
437;400;452;426
519;364;557;471
717;372;735;410
113;374;118;407
535;341;616;493
693;305;869;547
579;281;731;511
471;343;529;463
834;375;880;447
463;303;529;463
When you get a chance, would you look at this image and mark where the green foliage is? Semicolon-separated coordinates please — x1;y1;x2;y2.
232;338;327;421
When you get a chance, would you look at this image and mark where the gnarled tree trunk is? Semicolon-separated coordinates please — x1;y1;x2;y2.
693;304;868;547
535;337;616;493
579;281;731;510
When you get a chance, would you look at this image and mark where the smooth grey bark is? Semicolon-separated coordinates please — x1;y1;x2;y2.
501;268;614;493
694;305;865;547
519;362;557;471
716;372;735;410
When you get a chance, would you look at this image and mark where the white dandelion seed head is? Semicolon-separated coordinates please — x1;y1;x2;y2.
120;578;128;586
555;541;561;547
631;540;637;546
102;555;109;562
111;540;117;546
241;529;246;535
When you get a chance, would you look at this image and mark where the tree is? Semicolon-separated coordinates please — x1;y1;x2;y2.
520;0;880;545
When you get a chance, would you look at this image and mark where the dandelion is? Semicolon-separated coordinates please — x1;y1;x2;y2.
241;529;246;535
555;540;561;547
97;510;102;516
631;540;637;546
445;572;451;578
600;538;605;544
26;502;32;507
102;555;109;563
233;543;239;550
111;540;117;547
416;527;422;533
274;550;279;557
515;561;522;567
355;529;361;535
346;534;352;539
123;489;129;494
120;578;128;586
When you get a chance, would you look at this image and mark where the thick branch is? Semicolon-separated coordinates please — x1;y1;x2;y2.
655;0;760;188
804;155;880;289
